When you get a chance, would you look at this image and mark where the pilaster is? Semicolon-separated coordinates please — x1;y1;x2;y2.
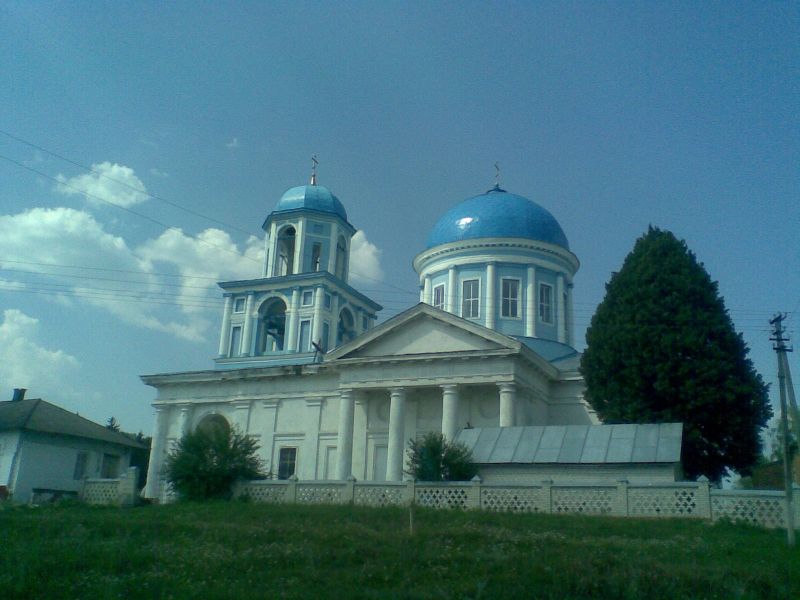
218;295;233;357
336;390;355;480
486;262;496;329
447;266;457;314
526;266;536;337
498;382;516;427
241;292;255;356
441;384;460;442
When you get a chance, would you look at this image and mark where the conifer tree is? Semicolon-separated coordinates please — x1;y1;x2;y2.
581;227;771;482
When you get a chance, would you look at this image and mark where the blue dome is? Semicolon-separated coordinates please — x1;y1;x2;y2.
274;185;348;221
426;186;569;249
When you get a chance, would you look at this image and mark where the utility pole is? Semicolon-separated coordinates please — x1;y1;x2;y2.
770;313;796;546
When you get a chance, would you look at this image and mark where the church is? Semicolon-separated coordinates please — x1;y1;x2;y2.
142;173;682;500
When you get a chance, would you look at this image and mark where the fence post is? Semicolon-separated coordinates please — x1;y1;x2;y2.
345;475;356;505
541;479;553;514
615;479;629;517
287;474;298;504
695;476;712;520
469;475;482;510
404;477;416;507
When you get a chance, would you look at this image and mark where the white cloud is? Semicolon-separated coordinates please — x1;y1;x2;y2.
225;137;240;149
55;162;149;208
149;167;169;178
0;309;80;396
349;230;384;285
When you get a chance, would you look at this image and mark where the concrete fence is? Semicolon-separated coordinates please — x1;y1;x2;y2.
80;467;139;506
233;476;800;530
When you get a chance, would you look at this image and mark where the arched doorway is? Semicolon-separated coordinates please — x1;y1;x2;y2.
256;298;287;354
337;307;356;346
274;226;296;276
196;413;231;437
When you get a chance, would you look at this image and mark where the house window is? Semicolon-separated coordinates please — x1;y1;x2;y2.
233;297;246;313
229;326;242;357
311;243;322;271
461;279;479;319
539;283;554;324
302;290;314;306
432;284;445;310
101;454;120;479
299;320;311;352
501;279;520;318
278;447;297;480
73;452;88;480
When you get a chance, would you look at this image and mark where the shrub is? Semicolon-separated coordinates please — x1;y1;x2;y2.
406;432;478;481
164;425;264;501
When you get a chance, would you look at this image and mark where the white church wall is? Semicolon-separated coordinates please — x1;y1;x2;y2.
0;430;21;488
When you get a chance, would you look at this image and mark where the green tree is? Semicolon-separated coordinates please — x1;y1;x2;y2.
580;226;771;482
106;416;121;432
406;432;478;481
164;425;264;501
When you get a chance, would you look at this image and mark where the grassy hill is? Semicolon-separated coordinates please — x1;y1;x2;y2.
1;501;798;599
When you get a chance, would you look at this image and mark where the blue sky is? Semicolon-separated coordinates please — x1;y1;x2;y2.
1;2;798;436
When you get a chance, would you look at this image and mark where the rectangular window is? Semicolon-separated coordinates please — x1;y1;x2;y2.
321;322;330;352
233;297;245;313
461;279;480;319
539;283;554;324
299;320;311;352
501;279;520;318
324;293;332;309
101;454;120;479
278;447;297;480
302;290;314;306
73;452;88;480
311;243;322;271
229;326;242;357
432;284;445;310
362;316;369;330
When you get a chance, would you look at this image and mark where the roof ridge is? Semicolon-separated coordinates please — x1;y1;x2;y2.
21;398;41;429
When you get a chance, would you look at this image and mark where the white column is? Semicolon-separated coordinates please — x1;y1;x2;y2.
556;274;566;343
526;266;536;337
218;295;233;357
294;218;306;274
328;222;339;273
266;222;278;277
498;383;516;427
336;389;355;480
386;387;407;481
423;276;432;305
352;396;368;480
311;285;325;347
566;282;574;346
441;385;460;442
143;406;170;499
286;288;300;351
486;262;496;329
241;292;255;356
447;266;457;314
175;403;193;439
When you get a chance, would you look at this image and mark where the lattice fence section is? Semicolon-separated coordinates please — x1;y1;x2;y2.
711;493;786;529
629;487;699;517
239;482;287;504
481;486;546;513
296;484;345;505
82;480;120;505
416;485;469;509
552;486;614;515
354;485;405;507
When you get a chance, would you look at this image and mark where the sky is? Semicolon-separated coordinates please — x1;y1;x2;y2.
1;1;798;437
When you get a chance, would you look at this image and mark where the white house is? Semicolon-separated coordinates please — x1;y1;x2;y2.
142;177;682;500
0;390;145;503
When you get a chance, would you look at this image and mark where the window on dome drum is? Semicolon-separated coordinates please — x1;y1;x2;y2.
311;243;322;272
321;322;330;352
462;279;480;319
433;284;445;310
275;226;296;276
302;290;314;306
278;447;297;480
539;283;554;324
501;279;520;318
229;326;242;357
233;297;246;313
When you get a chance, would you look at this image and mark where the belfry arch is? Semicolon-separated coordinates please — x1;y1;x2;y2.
256;297;287;354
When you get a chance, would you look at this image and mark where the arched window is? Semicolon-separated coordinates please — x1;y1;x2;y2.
334;235;347;280
196;414;230;438
337;308;356;347
274;226;296;276
256;298;287;354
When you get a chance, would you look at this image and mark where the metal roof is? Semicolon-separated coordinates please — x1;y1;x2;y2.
456;423;682;464
0;399;146;448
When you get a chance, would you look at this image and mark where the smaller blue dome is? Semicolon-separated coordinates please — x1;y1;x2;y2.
426;186;569;249
274;185;348;221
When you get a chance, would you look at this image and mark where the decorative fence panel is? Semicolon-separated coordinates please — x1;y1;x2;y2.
80;467;139;506
228;476;800;531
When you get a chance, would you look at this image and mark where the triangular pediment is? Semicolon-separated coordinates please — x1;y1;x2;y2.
328;304;520;360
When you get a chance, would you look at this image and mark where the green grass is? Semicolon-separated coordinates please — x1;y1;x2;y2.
0;502;798;599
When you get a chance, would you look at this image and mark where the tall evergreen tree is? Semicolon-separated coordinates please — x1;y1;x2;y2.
581;227;771;482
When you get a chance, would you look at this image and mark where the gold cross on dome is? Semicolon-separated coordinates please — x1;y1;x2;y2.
310;155;319;185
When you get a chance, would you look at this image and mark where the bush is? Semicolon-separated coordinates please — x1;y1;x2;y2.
164;425;264;501
406;432;478;481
